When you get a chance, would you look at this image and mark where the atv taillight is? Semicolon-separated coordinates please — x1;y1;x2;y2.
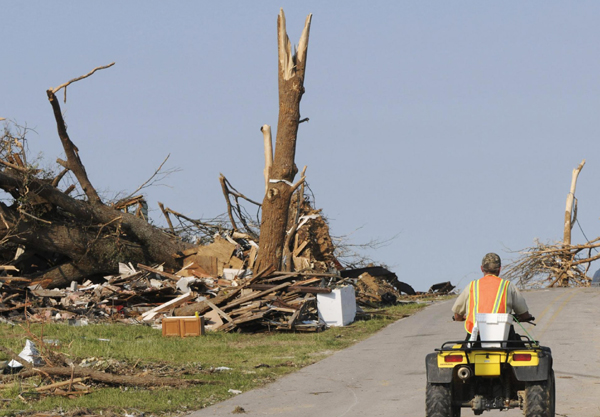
444;355;463;363
513;354;531;361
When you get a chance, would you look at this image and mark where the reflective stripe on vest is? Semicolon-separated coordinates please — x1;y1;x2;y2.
465;276;510;334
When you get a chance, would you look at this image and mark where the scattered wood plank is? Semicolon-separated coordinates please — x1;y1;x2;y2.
293;240;308;257
222;282;291;311
140;292;195;321
137;264;181;281
288;294;311;329
0;276;31;282
248;284;331;294
271;271;340;277
205;300;233;323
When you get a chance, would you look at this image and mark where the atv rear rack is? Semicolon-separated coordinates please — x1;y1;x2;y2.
436;337;540;353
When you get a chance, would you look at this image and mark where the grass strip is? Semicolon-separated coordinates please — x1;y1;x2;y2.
0;302;427;416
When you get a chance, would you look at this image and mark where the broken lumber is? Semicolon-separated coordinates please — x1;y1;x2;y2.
140;292;196;321
248;284;331;294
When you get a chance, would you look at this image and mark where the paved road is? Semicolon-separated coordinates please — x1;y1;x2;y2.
188;288;600;417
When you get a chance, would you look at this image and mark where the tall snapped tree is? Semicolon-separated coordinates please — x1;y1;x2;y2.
563;159;585;246
254;10;311;273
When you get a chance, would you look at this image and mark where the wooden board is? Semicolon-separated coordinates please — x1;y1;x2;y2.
181;237;238;276
140;292;196;321
204;310;224;330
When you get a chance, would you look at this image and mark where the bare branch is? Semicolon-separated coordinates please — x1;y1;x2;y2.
158;202;175;234
219;174;238;231
0;159;30;174
51;168;70;188
118;154;174;204
504;240;595;288
49;62;115;98
18;208;52;224
46;89;101;204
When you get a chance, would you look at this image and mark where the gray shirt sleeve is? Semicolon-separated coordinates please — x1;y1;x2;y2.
508;283;529;315
452;285;470;315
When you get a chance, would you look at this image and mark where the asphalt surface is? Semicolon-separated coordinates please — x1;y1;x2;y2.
187;288;600;417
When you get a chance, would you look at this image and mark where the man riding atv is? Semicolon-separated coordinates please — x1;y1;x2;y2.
425;253;555;416
452;253;534;334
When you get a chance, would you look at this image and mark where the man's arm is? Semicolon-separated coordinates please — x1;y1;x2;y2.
517;311;534;322
451;286;469;321
508;284;534;322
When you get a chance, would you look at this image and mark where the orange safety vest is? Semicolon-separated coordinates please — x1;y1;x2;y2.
465;275;510;334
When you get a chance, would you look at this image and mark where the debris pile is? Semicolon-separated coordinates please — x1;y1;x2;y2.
340;266;416;307
0;158;423;333
1;249;422;333
1;262;327;332
427;281;455;295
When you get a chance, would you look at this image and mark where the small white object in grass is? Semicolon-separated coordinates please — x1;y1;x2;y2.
228;389;242;395
8;339;44;368
214;366;232;372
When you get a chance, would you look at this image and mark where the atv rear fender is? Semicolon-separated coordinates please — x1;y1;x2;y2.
426;353;453;383
425;348;552;383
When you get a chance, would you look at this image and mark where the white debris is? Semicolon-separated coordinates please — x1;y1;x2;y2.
8;339;44;368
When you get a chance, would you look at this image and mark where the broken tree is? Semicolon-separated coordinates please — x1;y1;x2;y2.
504;159;598;287
0;65;193;288
254;10;311;273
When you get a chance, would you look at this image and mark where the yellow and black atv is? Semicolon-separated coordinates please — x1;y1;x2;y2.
425;317;555;417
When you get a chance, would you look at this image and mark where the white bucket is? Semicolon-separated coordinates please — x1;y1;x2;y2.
475;313;513;348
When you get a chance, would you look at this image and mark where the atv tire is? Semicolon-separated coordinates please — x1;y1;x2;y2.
524;371;555;417
426;383;460;417
548;370;556;417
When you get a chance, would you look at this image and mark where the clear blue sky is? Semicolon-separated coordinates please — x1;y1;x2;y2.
3;2;600;291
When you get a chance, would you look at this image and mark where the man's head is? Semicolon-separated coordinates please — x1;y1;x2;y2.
481;253;501;275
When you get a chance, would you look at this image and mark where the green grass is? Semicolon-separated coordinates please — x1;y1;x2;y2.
0;302;427;416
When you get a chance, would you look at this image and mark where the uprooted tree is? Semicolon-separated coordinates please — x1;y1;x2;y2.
0;70;193;288
0;10;324;289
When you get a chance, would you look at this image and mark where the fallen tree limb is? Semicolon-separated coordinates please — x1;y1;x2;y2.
11;366;218;387
35;377;88;392
0;169;193;270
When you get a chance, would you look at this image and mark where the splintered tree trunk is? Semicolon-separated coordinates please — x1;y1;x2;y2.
563;159;585;246
254;10;312;273
559;159;586;286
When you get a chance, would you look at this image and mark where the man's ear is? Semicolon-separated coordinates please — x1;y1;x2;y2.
480;266;484;273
